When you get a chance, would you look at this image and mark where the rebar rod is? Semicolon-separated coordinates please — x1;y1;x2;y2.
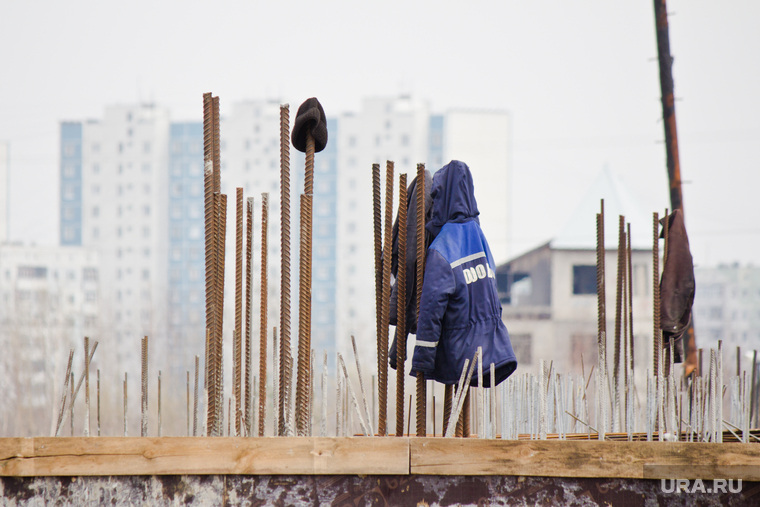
372;163;383;434
193;355;199;436
653;212;661;379
490;363;497;439
245;197;254;436
596;203;607;439
158;370;162;437
272;327;279;434
203;93;220;436
258;193;269;436
70;372;74;436
97;369;100;437
123;372;128;437
279;104;292;437
613;215;625;432
415;163;427;437
187;371;190;436
442;384;453;437
663;208;671;377
234;188;244;437
214;193;227;436
296;130;316;436
54;349;74;436
352;335;374;435
84;336;90;437
378;161;394;436
141;335;148;437
395;173;408;437
627;223;634;371
751;350;758;427
338;353;371;435
296;194;313;436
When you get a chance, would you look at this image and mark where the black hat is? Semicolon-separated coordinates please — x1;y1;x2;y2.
292;97;328;153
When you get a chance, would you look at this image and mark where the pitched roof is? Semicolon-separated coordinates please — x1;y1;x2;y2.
550;167;654;250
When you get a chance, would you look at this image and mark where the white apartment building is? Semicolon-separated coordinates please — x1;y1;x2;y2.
61;104;170;381
693;263;760;357
0;244;100;437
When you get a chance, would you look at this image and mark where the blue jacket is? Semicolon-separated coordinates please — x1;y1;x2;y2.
411;160;517;387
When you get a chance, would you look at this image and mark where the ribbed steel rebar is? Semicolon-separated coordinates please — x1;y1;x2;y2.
613;215;625;431
352;335;373;435
372;163;383;433
627;223;634;371
258;193;269;436
234;188;244;436
296;193;313;435
96;369;101;437
379;161;395;436
415;163;426;437
203;93;219;435
193;355;199;436
186;371;190;436
245;197;254;437
158;370;162;437
214;193;228;436
279;104;291;437
70;372;74;436
141;335;148;437
84;336;90;437
596;203;607;438
442;384;453;437
462;389;471;437
395;174;408;437
123;372;128;436
653;212;661;379
54;349;74;436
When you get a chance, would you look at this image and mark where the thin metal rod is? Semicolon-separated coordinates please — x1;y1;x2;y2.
627;223;634;371
187;371;190;436
279;103;292;437
378;161;394;436
352;336;374;435
193;355;199;436
84;336;90;437
442;384;453;437
415;163;426;437
296;194;313;436
54;349;74;436
123;372;128;437
613;215;625;431
395;173;408;437
70;372;74;436
141;335;148;437
372;163;383;435
234;187;244;437
97;369;101;437
258;193;269;436
158;370;162;437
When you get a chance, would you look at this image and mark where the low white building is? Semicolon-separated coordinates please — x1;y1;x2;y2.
0;244;100;437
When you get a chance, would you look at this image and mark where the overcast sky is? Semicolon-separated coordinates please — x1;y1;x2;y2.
1;1;758;266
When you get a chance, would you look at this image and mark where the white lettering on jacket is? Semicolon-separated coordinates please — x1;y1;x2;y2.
462;263;495;284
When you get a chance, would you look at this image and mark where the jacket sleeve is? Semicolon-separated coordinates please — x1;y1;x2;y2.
411;249;455;376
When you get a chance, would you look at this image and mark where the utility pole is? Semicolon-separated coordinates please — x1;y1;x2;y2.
653;0;697;376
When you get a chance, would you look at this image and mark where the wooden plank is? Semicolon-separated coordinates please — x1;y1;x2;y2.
410;438;760;480
0;437;409;477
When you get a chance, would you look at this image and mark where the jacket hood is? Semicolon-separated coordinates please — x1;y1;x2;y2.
426;160;479;237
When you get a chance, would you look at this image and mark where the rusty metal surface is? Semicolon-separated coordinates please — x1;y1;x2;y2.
235;188;244;437
395;174;407;437
415;163;426;438
378;161;394;436
258;193;269;437
372;163;382;436
3;475;756;506
279;104;292;437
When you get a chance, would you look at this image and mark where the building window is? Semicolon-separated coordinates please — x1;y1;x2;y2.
17;266;47;279
83;268;98;281
572;265;597;295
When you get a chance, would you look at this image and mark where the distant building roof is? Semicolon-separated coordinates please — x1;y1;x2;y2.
550;167;654;251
